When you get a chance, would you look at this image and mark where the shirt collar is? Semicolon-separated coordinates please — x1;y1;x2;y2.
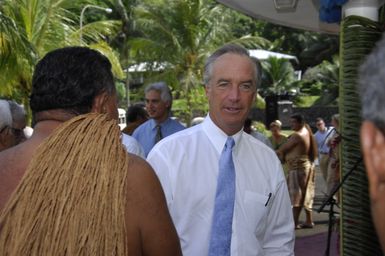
202;114;242;154
150;117;171;130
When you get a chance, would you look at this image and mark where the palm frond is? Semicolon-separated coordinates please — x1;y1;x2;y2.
90;41;124;79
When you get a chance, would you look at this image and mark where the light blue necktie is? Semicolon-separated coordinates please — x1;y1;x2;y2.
208;137;236;256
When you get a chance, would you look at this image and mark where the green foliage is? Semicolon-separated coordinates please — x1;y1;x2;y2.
0;0;123;119
252;121;268;136
0;0;343;123
260;56;296;96
293;95;319;107
128;0;269;123
114;80;127;108
255;93;266;109
265;23;338;70
299;56;339;105
172;86;208;124
231;19;339;70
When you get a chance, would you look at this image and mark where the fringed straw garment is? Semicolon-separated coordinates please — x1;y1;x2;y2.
0;113;129;255
286;156;315;211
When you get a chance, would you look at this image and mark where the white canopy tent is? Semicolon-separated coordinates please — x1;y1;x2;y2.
216;0;340;34
127;49;298;73
216;0;384;34
249;49;298;63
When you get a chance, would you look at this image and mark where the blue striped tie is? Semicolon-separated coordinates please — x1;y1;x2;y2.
208;137;236;256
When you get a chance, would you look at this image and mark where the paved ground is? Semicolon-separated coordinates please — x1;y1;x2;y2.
294;165;340;256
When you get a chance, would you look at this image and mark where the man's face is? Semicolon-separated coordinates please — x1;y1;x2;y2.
205;53;256;135
270;125;280;136
290;118;301;131
145;90;170;122
316;120;326;132
360;121;385;252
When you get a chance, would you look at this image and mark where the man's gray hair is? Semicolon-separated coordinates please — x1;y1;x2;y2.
0;100;12;130
144;81;172;104
203;44;261;87
359;35;385;130
8;101;26;124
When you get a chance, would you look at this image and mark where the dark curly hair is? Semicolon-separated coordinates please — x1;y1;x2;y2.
30;47;115;115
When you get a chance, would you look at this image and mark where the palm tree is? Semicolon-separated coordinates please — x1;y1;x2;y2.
260;56;296;96
300;56;339;105
128;0;269;124
0;0;123;115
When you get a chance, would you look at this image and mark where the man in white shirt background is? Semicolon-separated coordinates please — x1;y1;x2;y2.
314;117;333;187
147;44;294;255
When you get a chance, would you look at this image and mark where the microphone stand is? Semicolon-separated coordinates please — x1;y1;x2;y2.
317;156;362;256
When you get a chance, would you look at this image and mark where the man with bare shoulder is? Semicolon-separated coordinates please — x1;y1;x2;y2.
0;47;181;255
277;113;318;229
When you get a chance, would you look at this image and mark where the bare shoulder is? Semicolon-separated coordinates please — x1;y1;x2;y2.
289;131;308;143
289;131;301;139
125;154;160;187
124;154;182;256
124;153;169;215
0;144;34;211
287;132;303;144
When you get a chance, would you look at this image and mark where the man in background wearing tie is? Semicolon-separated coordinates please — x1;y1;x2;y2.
147;44;294;255
132;81;185;156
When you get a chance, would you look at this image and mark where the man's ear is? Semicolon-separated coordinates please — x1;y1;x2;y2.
165;100;171;109
91;92;109;114
361;121;385;170
361;121;385;191
205;85;210;97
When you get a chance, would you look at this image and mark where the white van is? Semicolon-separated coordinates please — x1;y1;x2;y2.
118;108;126;130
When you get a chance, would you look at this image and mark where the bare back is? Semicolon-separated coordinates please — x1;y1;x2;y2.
125;155;182;255
0;120;62;211
278;126;311;161
0;136;46;211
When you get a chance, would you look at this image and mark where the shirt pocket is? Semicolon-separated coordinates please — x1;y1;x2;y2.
243;191;270;233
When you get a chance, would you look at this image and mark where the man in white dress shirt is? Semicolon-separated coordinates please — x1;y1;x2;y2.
147;44;295;255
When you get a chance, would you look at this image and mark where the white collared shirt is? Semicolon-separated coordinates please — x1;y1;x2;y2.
147;115;295;256
121;133;145;158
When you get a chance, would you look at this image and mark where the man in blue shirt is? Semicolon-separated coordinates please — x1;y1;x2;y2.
314;117;333;184
133;82;185;156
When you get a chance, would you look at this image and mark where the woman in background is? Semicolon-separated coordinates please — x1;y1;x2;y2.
269;120;288;150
